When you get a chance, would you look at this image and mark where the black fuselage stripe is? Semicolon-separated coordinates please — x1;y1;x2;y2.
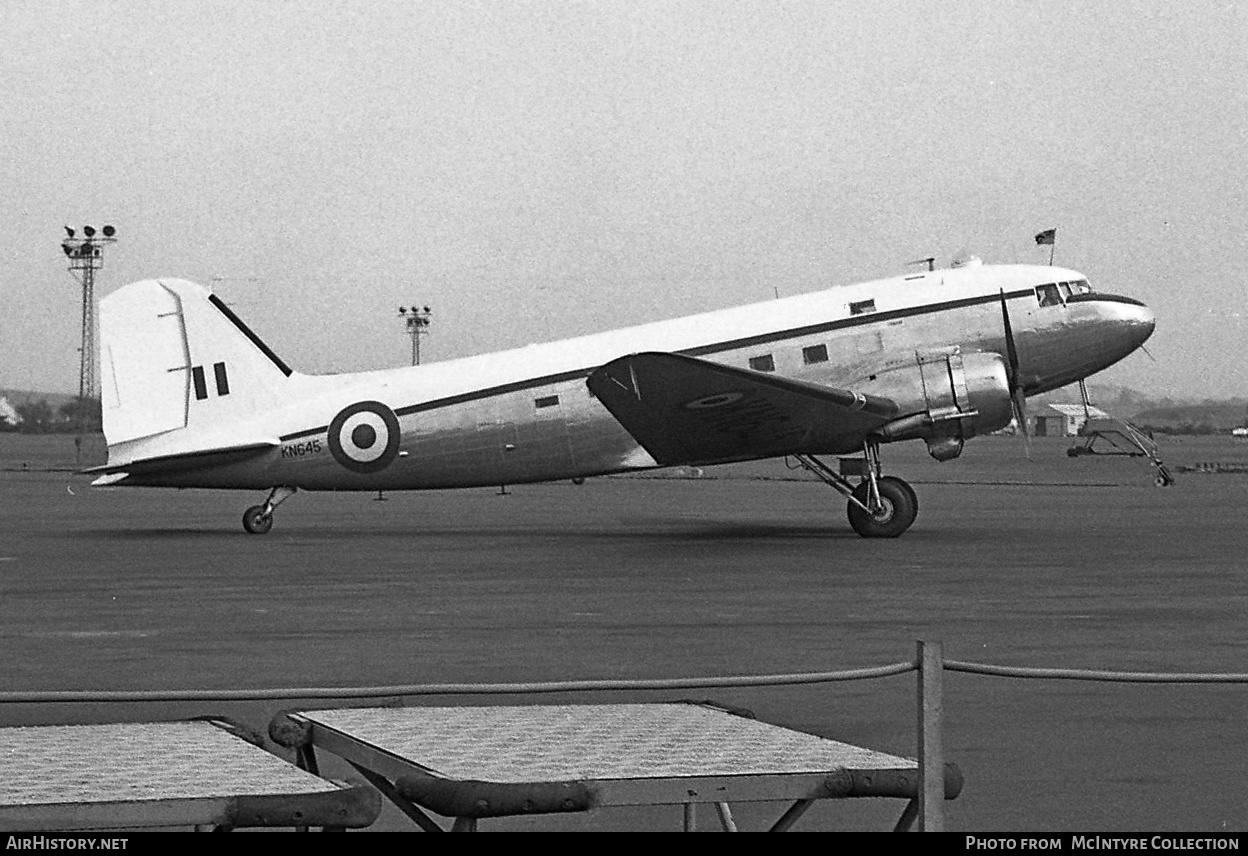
279;287;1052;442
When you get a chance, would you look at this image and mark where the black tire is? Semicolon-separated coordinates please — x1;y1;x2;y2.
892;476;919;519
242;505;273;535
847;477;918;538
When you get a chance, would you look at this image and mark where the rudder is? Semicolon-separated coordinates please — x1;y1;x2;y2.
99;278;292;447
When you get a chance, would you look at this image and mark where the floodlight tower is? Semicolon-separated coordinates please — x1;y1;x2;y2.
60;224;116;460
398;305;432;366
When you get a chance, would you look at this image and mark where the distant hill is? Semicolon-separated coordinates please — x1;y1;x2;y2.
1129;403;1248;433
0;389;81;410
1034;383;1247;422
3;385;1245;433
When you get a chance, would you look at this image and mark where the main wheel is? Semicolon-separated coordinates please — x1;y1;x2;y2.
242;505;273;535
847;476;918;538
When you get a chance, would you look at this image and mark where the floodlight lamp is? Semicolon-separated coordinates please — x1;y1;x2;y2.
64;226;75;238
423;306;431;314
102;225;115;237
83;226;96;237
399;306;407;314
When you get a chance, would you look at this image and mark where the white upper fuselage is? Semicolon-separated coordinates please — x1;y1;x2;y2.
103;261;1154;490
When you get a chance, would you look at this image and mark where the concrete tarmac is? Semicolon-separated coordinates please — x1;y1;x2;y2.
1;436;1246;831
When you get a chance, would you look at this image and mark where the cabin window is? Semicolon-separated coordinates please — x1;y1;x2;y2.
849;299;876;316
749;354;775;372
802;344;828;365
1036;284;1062;307
534;395;560;409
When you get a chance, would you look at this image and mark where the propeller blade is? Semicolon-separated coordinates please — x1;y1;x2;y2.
1000;289;1031;458
1013;386;1032;459
999;289;1020;383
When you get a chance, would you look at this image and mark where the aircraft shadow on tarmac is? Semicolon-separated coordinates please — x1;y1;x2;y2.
82;520;876;541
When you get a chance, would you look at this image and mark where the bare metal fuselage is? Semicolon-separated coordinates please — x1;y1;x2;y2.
117;263;1153;492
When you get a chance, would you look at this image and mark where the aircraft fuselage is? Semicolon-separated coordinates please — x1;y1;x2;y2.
115;262;1153;491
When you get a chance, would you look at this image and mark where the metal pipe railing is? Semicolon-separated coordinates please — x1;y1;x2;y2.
4;644;1245;831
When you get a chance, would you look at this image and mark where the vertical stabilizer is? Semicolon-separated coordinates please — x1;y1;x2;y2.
99;278;292;447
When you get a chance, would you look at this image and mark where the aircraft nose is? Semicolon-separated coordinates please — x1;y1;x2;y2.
1092;293;1155;363
1123;298;1156;349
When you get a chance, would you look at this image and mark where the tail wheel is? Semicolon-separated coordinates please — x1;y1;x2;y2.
847;476;918;538
242;505;273;535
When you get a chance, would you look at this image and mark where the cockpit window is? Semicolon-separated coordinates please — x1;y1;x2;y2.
1058;282;1072;299
1070;279;1092;294
1036;283;1063;307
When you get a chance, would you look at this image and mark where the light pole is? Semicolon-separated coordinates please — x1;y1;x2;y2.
398;305;432;366
61;224;116;463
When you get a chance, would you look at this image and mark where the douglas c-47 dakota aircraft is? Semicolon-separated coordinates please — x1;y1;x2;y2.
87;257;1154;538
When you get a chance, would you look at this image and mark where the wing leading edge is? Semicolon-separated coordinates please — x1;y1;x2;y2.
586;352;899;467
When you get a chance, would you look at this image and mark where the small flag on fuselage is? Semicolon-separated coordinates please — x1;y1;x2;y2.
1035;228;1056;245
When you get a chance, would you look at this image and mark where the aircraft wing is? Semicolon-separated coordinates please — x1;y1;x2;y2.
586;352;900;466
82;441;278;481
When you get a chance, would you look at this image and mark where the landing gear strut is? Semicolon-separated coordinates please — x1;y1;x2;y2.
793;441;918;538
243;486;297;535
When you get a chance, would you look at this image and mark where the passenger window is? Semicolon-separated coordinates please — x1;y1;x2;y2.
749;354;775;372
534;395;559;409
849;299;876;316
802;344;828;365
1036;284;1062;307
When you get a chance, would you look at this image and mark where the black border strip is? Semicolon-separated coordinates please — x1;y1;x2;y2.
278;286;1099;443
208;294;294;377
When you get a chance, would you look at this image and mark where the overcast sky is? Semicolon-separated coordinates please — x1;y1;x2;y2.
3;1;1245;398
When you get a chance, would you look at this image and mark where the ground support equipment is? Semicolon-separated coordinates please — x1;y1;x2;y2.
0;718;379;831
270;701;962;832
1066;417;1176;486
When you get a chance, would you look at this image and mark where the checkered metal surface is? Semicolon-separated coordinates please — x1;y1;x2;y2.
303;704;915;783
0;721;339;807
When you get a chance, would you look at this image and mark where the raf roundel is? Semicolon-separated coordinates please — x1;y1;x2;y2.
327;401;401;473
683;391;744;410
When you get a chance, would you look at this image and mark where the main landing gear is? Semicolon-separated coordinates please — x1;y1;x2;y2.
793;442;918;538
243;486;297;535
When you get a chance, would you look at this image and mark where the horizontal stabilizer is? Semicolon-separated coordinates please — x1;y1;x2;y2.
587;352;898;466
89;472;130;487
83;441;278;479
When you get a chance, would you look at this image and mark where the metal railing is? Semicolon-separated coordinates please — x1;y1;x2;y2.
4;641;1246;831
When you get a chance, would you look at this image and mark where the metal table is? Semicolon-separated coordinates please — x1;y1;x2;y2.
0;719;380;831
271;702;962;831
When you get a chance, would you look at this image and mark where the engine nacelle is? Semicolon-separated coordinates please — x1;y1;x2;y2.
853;349;1015;461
